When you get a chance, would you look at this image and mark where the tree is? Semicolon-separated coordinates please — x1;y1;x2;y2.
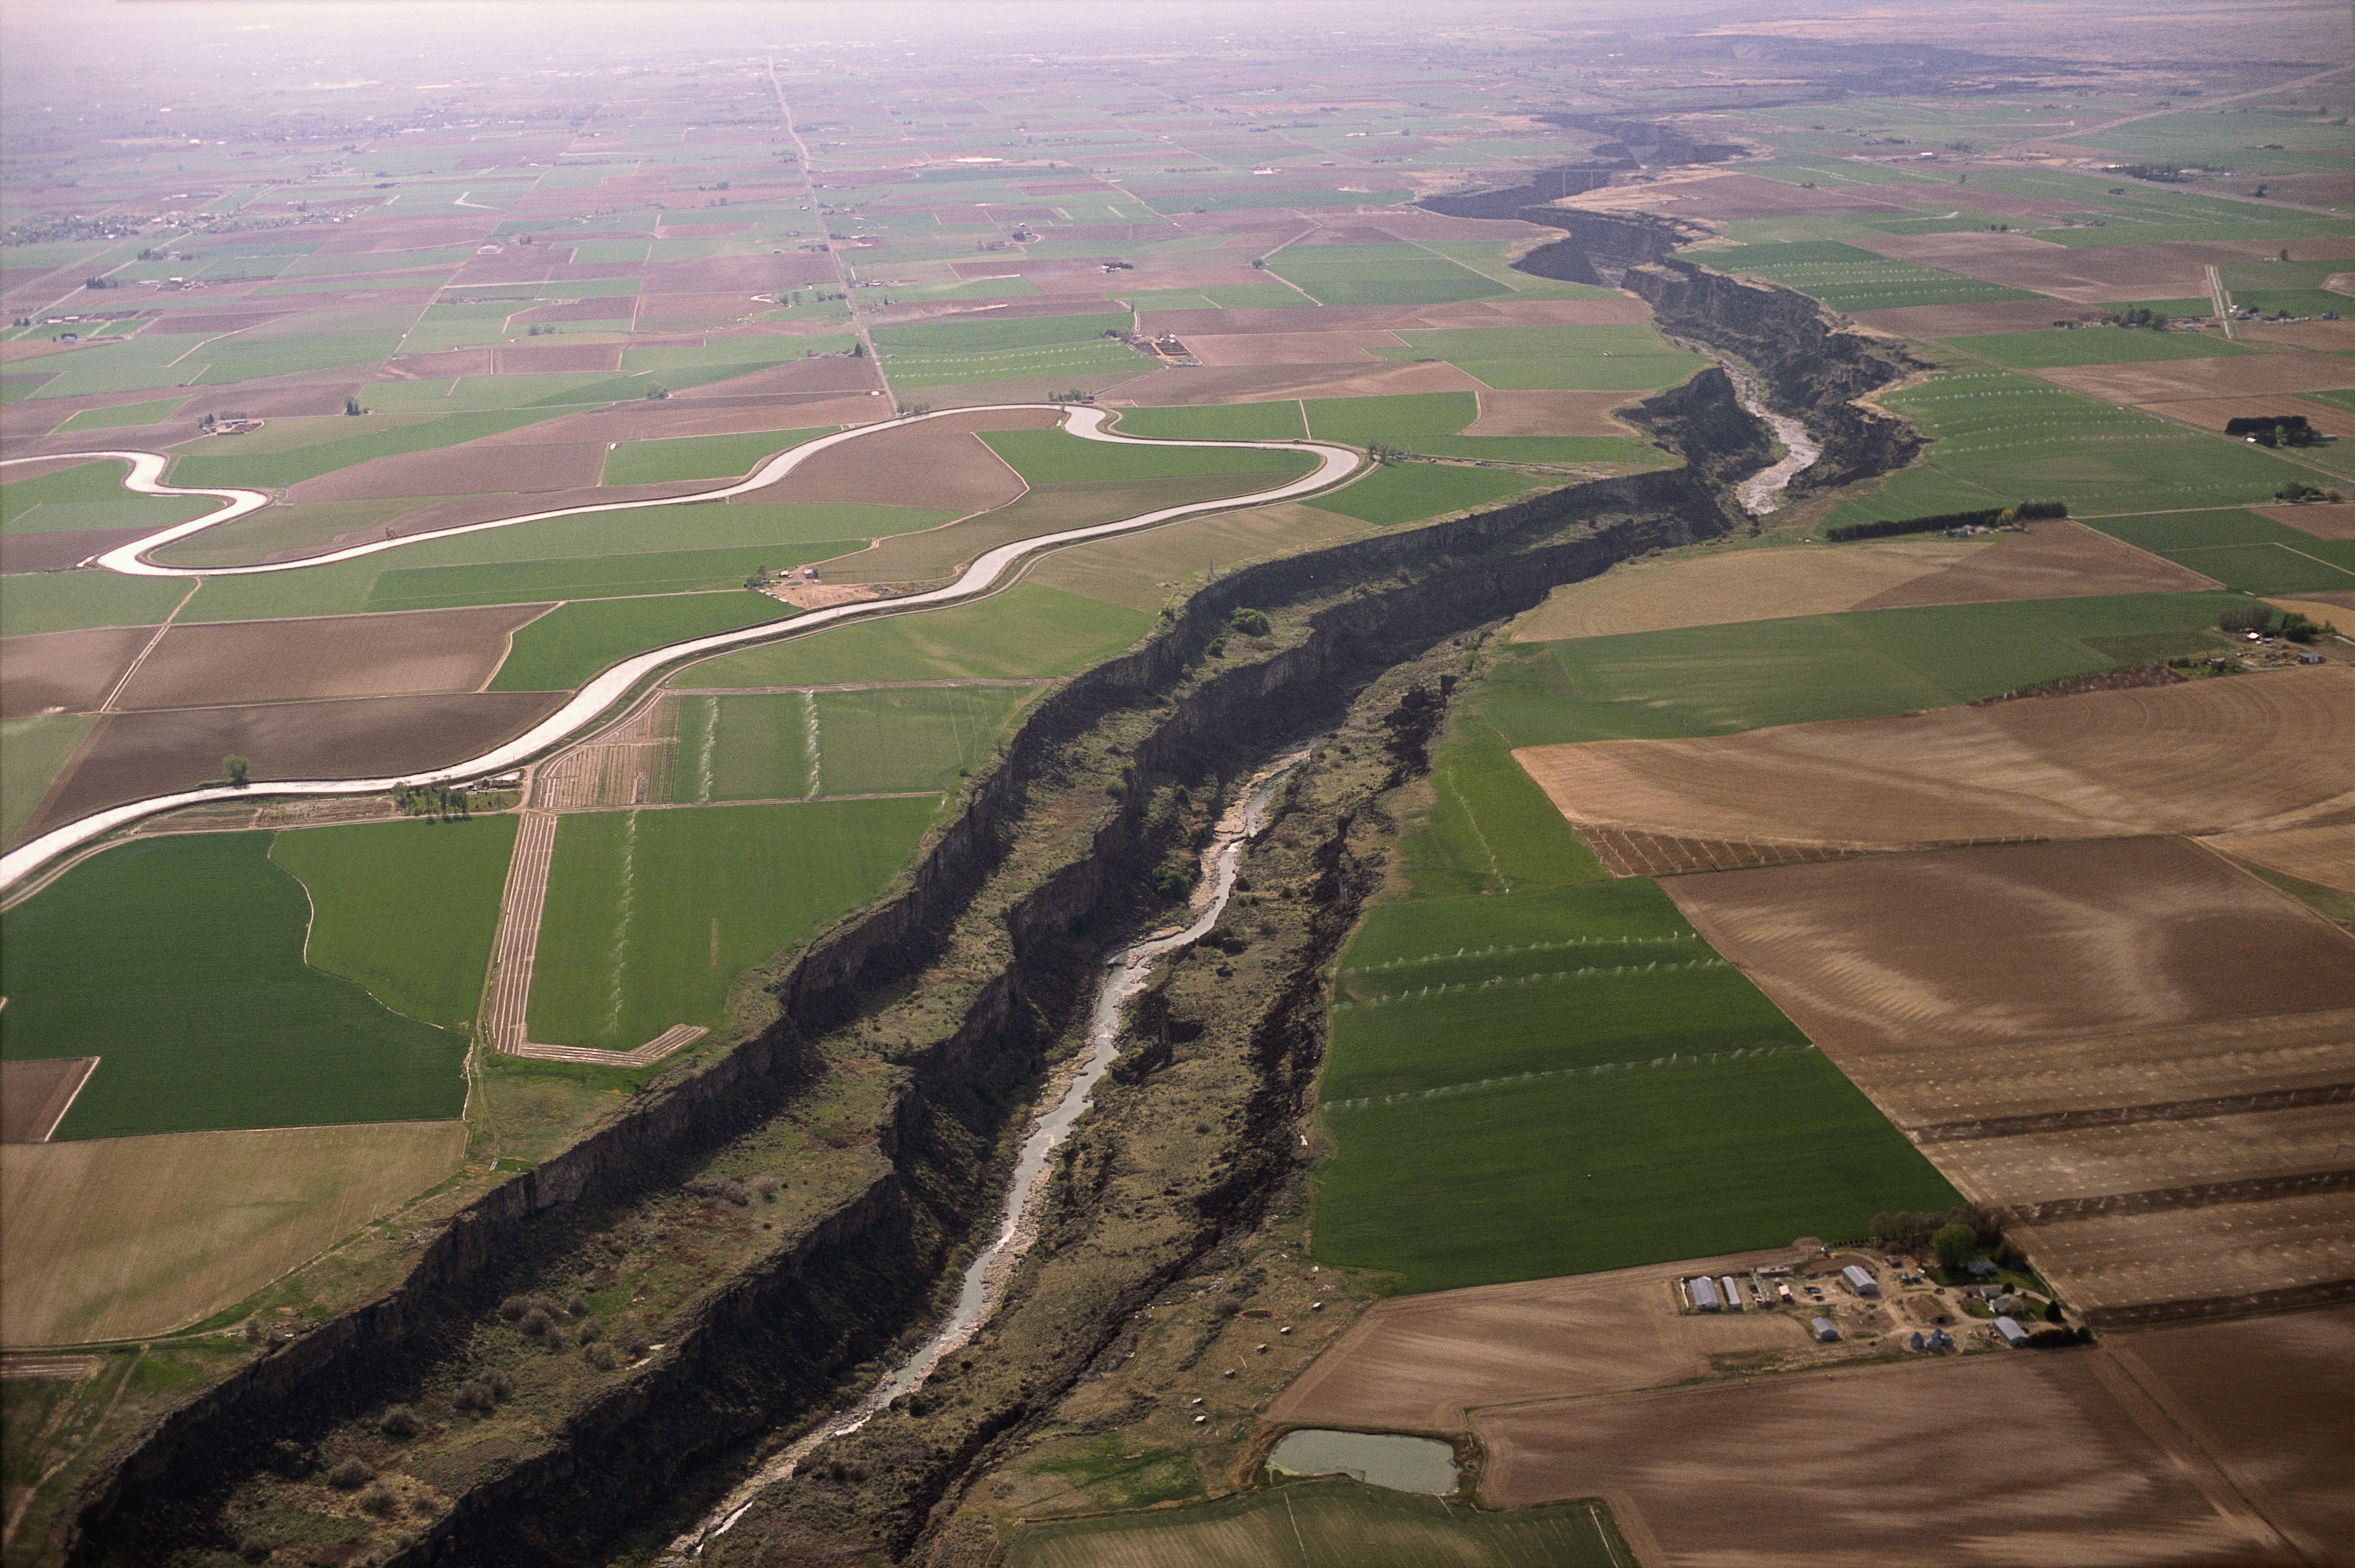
1930;1222;1977;1270
2044;1298;2065;1324
223;755;251;788
343;395;365;417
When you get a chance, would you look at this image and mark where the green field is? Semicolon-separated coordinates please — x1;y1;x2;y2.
2;457;214;538
0;573;185;639
2;714;96;847
366;542;870;612
0;834;468;1138
1304;392;1662;467
1491;591;2250;744
684;584;1151;686
1942;327;2264;368
1267;242;1508;307
2076;508;2355;595
1310;716;1956;1293
1373;323;1704;392
871;312;1143;385
1109;403;1309;442
165;409;568;491
982;428;1311;486
599;426;831;486
1819;368;2327;523
487;592;798;691
1679;240;2038;312
53;397;189;431
666;685;1035;802
1004;1482;1627;1568
269;816;517;1030
526;798;937;1050
1304;463;1540;527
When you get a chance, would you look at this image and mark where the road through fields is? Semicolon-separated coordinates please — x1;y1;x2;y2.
0;407;1360;892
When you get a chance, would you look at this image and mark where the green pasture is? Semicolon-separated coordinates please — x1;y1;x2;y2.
1304;391;1660;466
1680;240;2037;312
871;312;1138;386
600;428;831;486
981;428;1311;486
1493;591;2250;744
3;458;213;537
1003;1481;1626;1568
1942;328;2264;368
1267;242;1506;307
686;584;1151;686
1109;403;1308;441
1374;323;1704;391
270;816;516;1030
166;408;568;491
360;374;624;412
0;573;185;639
526;798;936;1051
21;335;215;400
0;834;468;1138
53;397;188;431
195;332;411;385
1121;283;1307;309
2;715;96;848
379;501;948;573
487;592;798;691
1304;463;1540;527
2078;510;2355;594
667;684;1034;802
1822;368;2330;523
367;541;868;611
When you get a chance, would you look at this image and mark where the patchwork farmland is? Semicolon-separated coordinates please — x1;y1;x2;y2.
3;4;2352;1565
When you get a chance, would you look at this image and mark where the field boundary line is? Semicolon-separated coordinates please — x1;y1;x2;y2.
2082;1347;2304;1562
93;577;201;713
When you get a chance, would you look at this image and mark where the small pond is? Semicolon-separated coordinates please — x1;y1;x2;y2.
1265;1429;1458;1495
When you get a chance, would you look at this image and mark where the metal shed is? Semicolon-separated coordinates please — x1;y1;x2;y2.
1841;1264;1879;1296
1689;1277;1720;1311
1994;1315;2031;1348
1718;1276;1743;1311
1811;1316;1839;1343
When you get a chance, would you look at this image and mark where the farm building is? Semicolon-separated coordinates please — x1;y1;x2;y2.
1688;1277;1721;1312
1841;1264;1879;1297
1994;1316;2031;1348
1718;1276;1743;1311
1811;1317;1839;1343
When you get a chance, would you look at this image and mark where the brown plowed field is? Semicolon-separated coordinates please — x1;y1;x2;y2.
668;356;882;400
1518;668;2355;851
1464;389;1635;437
112;604;553;711
1266;1249;1809;1433
1575;824;1880;879
287;440;607;501
1179;331;1398;366
378;349;497;380
2041;351;2355;403
747;411;1043;511
1666;839;2355;1057
488;342;621;374
2107;1305;2355;1560
2235;315;2355;353
0;625;152;717
0;1059;98;1144
1665;840;2355;1314
1853;299;2104;337
1472;1351;2305;1564
2010;1192;2355;1320
1849;232;2283;301
1650;173;1919;219
2154;396;2355;443
0;528;148;575
2208;822;2355;894
2253;500;2355;540
26;690;565;834
1120;357;1483;407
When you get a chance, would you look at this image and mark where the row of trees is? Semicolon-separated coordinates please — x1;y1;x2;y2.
1825;499;2065;544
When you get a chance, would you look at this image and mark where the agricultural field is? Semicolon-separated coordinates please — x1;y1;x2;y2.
525;797;937;1051
1004;1481;1626;1568
2079;507;2355;595
661;684;1036;802
0;834;469;1138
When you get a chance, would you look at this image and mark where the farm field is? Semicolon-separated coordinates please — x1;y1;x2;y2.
1666;838;2355;1316
484;593;795;692
526;797;937;1051
0;834;469;1138
2077;507;2355;595
1513;667;2355;869
112;604;552;710
1487;591;2249;746
662;684;1036;802
269;816;516;1030
683;584;1151;686
1302;462;1539;527
1311;711;1955;1294
0;1121;466;1345
1003;1481;1626;1568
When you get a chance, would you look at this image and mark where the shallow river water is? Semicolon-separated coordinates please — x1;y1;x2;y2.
678;744;1315;1555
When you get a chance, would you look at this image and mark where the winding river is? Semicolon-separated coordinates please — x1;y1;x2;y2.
676;744;1314;1557
0;408;1360;893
